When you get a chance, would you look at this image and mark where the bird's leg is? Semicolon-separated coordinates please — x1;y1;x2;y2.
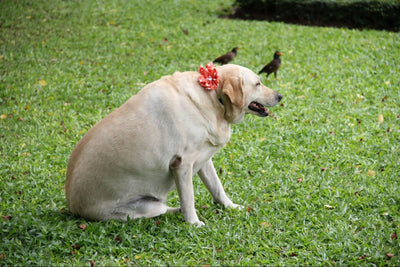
274;72;280;81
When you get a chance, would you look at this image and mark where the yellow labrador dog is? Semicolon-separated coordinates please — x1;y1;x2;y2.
65;64;282;226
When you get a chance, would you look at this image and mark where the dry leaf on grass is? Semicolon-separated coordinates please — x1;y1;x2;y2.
378;114;384;123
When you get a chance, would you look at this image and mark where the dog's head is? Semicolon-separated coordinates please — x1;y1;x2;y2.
217;64;282;123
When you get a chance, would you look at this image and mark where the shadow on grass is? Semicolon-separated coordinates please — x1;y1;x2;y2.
223;0;400;32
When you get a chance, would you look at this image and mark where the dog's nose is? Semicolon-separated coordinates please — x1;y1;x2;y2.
277;93;283;102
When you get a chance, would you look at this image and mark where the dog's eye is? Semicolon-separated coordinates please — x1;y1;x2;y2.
256;82;261;87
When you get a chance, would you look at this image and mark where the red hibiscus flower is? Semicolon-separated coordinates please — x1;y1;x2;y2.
198;62;219;90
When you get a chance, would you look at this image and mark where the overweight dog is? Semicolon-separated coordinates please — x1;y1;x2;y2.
65;64;282;226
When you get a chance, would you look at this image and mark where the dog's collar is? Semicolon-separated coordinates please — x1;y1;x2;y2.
198;62;219;90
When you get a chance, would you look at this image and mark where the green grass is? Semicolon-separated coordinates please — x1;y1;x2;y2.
1;0;399;265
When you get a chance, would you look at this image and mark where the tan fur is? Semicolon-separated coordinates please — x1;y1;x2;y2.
65;64;282;226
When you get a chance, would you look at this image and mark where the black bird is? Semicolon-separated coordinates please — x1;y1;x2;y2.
213;46;240;65
259;51;284;80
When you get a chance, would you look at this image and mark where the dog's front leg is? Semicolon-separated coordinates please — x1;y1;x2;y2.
170;156;205;227
198;159;242;209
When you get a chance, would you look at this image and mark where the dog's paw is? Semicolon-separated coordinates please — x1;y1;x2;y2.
194;220;205;227
232;204;244;210
187;219;205;227
230;203;244;210
224;202;243;210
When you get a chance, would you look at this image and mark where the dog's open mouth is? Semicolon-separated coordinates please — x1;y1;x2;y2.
248;101;270;117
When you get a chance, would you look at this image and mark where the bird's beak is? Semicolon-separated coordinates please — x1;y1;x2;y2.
238;46;242;49
277;52;284;56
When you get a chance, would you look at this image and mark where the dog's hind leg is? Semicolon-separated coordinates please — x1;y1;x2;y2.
109;196;172;221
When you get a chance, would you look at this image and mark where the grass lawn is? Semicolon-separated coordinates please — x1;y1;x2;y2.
1;0;399;265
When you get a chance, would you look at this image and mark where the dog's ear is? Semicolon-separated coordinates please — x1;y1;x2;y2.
221;76;245;123
222;76;244;108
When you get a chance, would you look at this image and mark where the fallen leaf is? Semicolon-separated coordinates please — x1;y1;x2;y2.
385;253;394;259
90;260;95;267
367;170;376;177
134;255;141;260
72;244;81;250
0;114;7;120
324;205;334;209
297;178;303;183
391;231;398;240
39;80;47;86
0;253;4;260
2;215;12;221
156;221;161;226
259;222;271;227
115;235;122;242
78;224;87;230
378;114;384;123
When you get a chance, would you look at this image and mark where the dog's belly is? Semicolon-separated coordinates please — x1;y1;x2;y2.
72;126;220;205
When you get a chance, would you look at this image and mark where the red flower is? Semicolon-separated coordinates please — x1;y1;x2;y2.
198;62;219;90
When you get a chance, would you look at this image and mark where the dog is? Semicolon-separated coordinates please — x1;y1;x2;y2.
65;64;282;226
